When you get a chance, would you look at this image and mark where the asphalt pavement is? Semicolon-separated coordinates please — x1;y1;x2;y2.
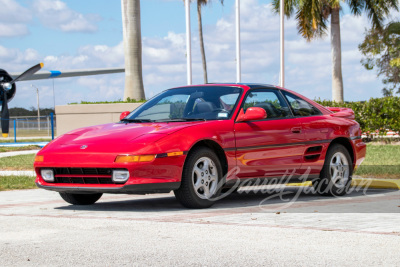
0;186;399;266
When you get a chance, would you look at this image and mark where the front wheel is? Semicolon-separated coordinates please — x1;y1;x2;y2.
174;147;222;209
313;144;353;196
59;192;103;205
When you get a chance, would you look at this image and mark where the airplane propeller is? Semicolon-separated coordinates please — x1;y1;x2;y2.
0;63;43;138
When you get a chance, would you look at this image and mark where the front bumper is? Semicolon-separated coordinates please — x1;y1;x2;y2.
34;152;187;194
353;138;367;168
36;181;181;194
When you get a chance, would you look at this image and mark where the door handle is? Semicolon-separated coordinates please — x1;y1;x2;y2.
291;127;302;133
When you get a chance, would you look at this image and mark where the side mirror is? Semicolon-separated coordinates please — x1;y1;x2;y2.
120;111;130;121
236;107;267;122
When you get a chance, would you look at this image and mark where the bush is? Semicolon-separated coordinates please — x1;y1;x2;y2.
315;97;400;135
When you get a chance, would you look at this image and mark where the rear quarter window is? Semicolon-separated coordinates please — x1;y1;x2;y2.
282;92;322;117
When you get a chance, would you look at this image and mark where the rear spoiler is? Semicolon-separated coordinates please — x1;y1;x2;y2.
326;107;355;120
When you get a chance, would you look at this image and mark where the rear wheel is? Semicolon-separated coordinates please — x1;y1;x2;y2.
313;144;353;196
59;192;103;205
174;147;222;209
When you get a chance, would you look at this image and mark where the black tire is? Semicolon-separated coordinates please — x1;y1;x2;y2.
59;192;103;205
313;144;353;196
174;147;223;209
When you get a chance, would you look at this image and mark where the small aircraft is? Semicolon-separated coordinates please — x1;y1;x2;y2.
0;63;124;137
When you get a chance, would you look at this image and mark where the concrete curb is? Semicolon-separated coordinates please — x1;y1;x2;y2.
286;178;400;190
0;171;36;177
352;178;400;190
0;142;48;148
0;150;40;158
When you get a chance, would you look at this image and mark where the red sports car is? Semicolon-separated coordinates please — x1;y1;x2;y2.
34;84;366;208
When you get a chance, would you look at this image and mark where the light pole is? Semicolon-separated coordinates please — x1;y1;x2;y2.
236;0;241;83
185;0;192;85
279;0;285;87
31;84;40;131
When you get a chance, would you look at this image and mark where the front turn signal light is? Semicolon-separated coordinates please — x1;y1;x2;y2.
35;155;44;162
115;154;156;163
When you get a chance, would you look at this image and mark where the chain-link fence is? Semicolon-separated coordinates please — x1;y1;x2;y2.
5;114;56;139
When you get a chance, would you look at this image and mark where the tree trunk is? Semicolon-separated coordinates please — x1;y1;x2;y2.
331;8;344;103
121;0;145;101
197;2;208;84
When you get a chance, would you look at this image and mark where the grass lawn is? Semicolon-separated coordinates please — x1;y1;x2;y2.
0;176;36;191
0;146;41;153
354;144;400;179
0;154;35;171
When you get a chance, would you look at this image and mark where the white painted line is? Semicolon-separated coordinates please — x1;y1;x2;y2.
0;142;48;147
0;171;36;177
0;150;40;158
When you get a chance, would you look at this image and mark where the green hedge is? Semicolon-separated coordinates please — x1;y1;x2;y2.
69;97;146;105
315;97;400;134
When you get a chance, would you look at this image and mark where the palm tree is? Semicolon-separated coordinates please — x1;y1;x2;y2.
273;0;398;102
195;0;224;84
121;0;145;101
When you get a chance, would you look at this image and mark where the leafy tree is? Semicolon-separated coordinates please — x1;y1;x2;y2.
273;0;398;103
359;22;400;96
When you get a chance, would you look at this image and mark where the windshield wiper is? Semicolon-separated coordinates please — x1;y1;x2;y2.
120;118;154;123
154;118;207;122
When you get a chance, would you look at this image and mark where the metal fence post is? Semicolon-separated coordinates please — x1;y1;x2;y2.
14;119;17;143
50;113;54;140
47;116;50;137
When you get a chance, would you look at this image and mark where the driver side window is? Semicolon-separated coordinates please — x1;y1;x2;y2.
243;90;291;119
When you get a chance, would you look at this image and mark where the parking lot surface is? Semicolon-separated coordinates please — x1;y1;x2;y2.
0;186;399;266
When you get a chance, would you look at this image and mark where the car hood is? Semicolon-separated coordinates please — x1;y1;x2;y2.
59;121;203;145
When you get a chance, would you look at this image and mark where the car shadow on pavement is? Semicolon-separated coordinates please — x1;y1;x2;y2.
54;186;398;213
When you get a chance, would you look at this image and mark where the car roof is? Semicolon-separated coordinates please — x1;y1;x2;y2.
173;83;278;90
206;83;277;89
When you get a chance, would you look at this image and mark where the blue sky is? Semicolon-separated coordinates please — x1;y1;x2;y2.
0;0;390;108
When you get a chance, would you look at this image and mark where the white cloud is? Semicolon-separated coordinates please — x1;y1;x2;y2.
76;76;124;100
0;23;29;37
0;0;32;23
33;0;100;33
0;0;32;37
0;45;41;71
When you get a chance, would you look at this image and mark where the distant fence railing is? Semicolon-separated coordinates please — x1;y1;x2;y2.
3;113;56;142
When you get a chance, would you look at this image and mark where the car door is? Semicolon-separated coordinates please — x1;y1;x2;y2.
281;91;333;177
234;89;305;179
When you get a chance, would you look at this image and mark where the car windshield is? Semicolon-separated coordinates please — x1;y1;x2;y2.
124;86;242;122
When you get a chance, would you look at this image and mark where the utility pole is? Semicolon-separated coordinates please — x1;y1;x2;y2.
31;85;40;131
